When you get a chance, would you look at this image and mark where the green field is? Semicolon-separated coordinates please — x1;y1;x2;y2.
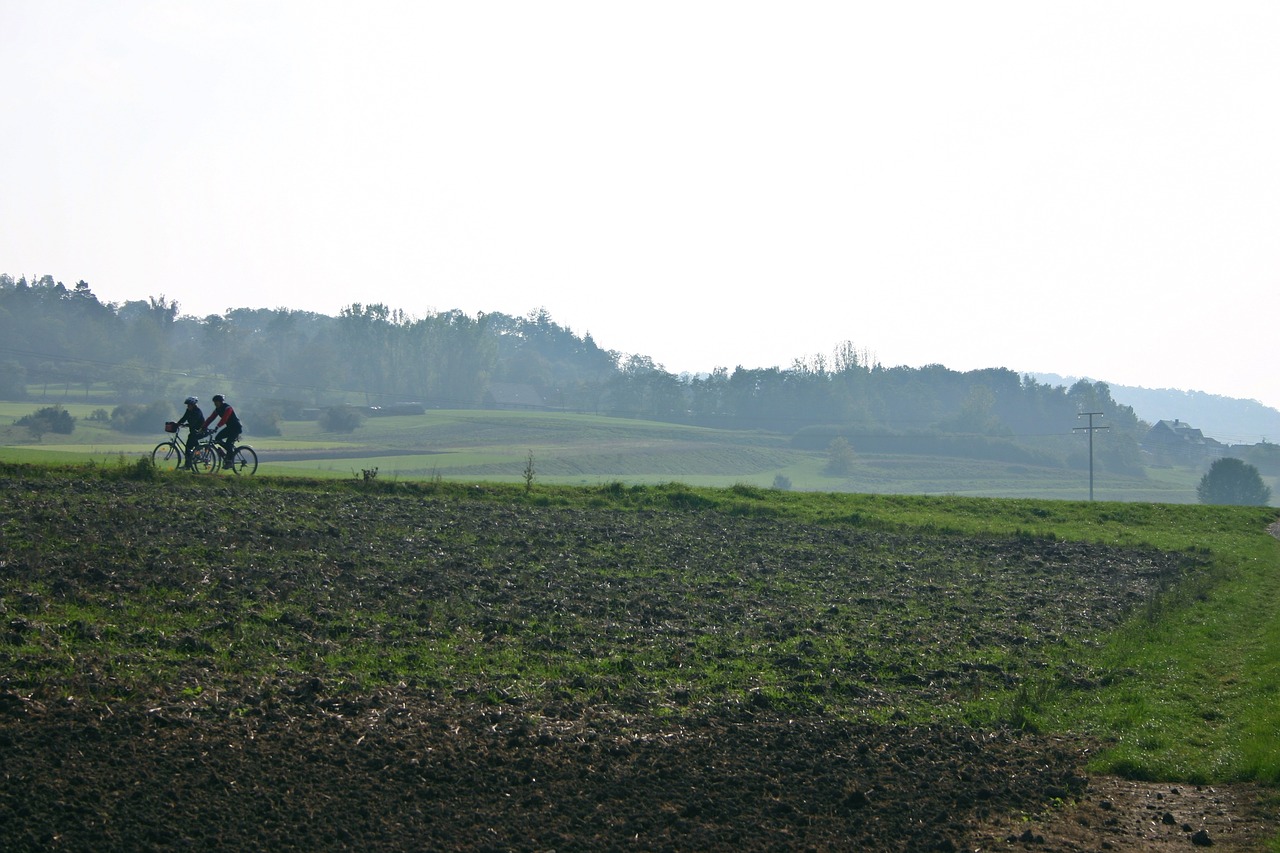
1;401;1251;503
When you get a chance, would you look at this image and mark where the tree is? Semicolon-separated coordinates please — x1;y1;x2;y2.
939;385;1001;435
824;437;856;476
1196;457;1272;506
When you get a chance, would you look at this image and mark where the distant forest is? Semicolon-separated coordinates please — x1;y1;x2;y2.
1;274;1147;473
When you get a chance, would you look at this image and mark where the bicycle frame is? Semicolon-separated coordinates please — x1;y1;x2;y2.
152;424;221;473
203;431;258;475
153;424;256;474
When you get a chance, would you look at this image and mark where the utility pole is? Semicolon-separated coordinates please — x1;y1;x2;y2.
1074;412;1109;501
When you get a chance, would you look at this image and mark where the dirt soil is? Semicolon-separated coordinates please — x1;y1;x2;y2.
976;775;1276;852
1;479;1276;851
1;691;1274;852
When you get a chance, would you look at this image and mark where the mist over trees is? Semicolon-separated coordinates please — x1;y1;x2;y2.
2;274;1147;473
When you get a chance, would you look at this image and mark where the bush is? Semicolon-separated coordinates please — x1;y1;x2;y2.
824;437;856;476
1197;457;1272;506
122;456;158;481
318;405;363;433
16;405;76;436
254;410;284;436
110;401;173;434
0;360;27;399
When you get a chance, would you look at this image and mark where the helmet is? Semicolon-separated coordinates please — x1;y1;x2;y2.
184;396;198;405
212;394;225;403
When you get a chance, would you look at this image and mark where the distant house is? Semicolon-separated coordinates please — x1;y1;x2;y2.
483;383;547;410
1142;419;1225;462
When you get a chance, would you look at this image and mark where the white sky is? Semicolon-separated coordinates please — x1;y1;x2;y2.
3;1;1278;409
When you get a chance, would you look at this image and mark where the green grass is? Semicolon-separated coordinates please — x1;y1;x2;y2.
0;401;113;420
1045;542;1280;783
3;402;1247;502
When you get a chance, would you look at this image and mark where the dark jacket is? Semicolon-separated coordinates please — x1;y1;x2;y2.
203;402;241;433
176;405;205;430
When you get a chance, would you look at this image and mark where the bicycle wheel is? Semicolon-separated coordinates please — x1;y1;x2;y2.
228;445;257;475
152;441;182;470
191;443;220;474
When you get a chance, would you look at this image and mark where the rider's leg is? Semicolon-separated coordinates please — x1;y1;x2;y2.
221;429;241;460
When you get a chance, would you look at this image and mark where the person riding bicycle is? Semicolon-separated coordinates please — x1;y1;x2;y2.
174;395;205;469
201;394;242;461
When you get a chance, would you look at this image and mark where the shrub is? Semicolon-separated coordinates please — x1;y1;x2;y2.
1196;457;1272;506
318;405;363;433
110;401;173;434
17;405;76;436
824;437;856;476
124;456;158;481
254;409;284;436
0;360;27;399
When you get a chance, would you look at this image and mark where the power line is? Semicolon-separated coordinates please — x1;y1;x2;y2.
1073;412;1109;501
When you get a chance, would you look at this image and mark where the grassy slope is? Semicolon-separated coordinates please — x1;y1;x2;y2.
1;403;1243;502
1054;536;1280;784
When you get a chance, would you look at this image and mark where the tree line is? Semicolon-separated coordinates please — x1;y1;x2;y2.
1;274;1147;472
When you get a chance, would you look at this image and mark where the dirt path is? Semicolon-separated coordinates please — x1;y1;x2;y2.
983;517;1280;852
972;775;1277;851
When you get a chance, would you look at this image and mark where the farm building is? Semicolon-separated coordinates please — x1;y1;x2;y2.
1142;418;1226;463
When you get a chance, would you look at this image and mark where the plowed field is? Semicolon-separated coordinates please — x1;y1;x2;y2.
1;475;1274;850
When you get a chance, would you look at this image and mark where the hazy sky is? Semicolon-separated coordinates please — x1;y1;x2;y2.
3;2;1278;409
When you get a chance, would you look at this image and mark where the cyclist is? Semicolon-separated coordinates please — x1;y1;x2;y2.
174;396;205;469
201;394;243;461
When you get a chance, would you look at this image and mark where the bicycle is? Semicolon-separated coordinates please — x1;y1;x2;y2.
153;423;220;473
214;436;258;476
